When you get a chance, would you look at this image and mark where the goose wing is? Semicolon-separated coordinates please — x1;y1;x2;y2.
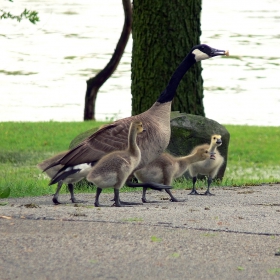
44;120;132;171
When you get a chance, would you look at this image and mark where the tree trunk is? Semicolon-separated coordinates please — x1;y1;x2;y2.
131;0;204;116
84;0;132;120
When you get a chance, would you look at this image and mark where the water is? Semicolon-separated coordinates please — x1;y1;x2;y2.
1;0;279;126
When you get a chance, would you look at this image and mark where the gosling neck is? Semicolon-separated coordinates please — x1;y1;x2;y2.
127;128;140;156
178;153;202;171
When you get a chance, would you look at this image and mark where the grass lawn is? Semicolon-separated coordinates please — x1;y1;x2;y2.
0;121;279;198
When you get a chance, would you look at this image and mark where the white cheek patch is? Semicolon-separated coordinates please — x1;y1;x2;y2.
192;49;210;61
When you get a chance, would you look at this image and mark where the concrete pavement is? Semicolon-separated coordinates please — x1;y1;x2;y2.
1;184;280;279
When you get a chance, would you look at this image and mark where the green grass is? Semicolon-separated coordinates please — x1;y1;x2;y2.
0;121;106;198
223;125;280;184
0;122;279;198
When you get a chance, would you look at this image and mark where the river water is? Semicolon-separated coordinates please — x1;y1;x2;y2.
1;0;279;126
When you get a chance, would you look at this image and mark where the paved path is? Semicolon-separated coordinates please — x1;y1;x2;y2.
1;185;280;279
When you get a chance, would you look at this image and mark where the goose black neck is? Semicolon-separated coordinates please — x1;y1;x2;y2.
157;52;196;103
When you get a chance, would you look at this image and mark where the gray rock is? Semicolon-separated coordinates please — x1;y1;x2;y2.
167;112;230;180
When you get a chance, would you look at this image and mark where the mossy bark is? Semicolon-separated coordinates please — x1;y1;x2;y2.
131;0;204;116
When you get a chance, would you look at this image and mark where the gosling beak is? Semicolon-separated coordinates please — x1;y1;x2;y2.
210;48;229;57
210;152;216;160
216;139;222;145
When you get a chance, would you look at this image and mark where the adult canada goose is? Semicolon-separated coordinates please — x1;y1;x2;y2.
37;151;94;204
132;147;210;203
43;45;228;187
87;121;144;207
188;134;224;195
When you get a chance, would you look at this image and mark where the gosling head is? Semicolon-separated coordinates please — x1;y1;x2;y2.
209;134;222;160
132;121;145;134
191;44;229;62
196;147;211;161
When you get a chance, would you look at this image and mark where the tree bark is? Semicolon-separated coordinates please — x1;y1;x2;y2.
84;0;132;120
131;0;204;116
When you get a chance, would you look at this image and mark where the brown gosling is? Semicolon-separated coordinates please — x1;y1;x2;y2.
188;134;224;196
37;151;94;204
86;121;144;207
134;147;210;203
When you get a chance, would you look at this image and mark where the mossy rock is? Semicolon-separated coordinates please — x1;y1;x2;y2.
167;112;230;180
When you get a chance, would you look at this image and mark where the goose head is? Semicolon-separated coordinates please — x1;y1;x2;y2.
209;134;222;160
191;44;229;62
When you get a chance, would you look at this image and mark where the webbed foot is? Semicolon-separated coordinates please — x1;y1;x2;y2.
71;198;88;204
202;190;215;196
188;189;200;195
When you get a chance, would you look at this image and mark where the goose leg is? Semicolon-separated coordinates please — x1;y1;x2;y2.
68;183;87;203
94;187;103;207
165;189;186;202
142;187;148;203
52;181;64;204
188;177;200;195
202;177;215;196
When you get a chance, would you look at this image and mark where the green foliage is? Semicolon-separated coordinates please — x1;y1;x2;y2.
150;236;162;242
170;252;180;258
267;268;280;275
0;186;11;206
237;266;245;271
0;187;10;198
1;0;39;24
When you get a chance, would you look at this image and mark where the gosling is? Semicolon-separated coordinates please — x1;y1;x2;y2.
134;147;210;203
188;134;224;196
86;121;144;207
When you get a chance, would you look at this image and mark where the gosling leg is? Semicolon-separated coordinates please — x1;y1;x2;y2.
203;177;215;196
112;189;142;206
68;183;87;203
52;181;64;204
188;177;200;195
94;187;103;207
112;189;123;207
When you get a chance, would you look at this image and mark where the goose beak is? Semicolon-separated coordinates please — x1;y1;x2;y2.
210;152;216;160
210;48;229;57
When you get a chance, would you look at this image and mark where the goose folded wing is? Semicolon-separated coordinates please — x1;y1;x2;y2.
51;122;131;168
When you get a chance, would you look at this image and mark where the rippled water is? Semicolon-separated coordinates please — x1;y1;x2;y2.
1;0;279;125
